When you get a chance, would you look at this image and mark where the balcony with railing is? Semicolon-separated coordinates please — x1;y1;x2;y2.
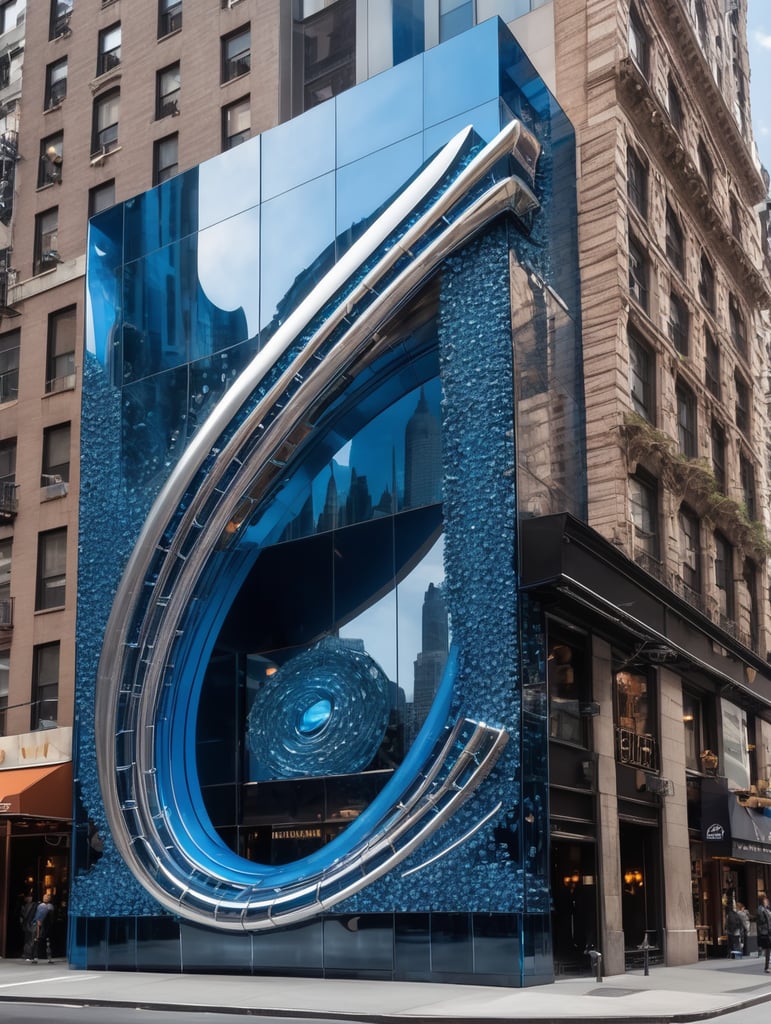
0;479;17;521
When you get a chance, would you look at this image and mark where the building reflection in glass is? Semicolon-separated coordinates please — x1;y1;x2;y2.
197;377;451;866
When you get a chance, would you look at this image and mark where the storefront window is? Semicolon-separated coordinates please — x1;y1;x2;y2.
615;667;657;771
547;630;588;747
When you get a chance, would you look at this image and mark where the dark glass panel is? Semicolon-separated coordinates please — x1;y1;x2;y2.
430;913;473;974
323;915;394;973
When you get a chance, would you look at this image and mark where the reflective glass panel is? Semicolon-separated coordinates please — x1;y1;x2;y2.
261;102;335;202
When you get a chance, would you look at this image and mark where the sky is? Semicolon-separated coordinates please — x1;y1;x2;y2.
747;0;771;184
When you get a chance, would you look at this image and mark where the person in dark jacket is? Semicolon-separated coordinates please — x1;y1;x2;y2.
757;894;771;972
725;904;743;955
19;892;36;961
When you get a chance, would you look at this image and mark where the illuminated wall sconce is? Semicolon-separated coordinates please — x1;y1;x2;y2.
562;871;580;889
623;868;644;894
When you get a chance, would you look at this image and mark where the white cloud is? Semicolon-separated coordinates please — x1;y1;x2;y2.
755;29;771;50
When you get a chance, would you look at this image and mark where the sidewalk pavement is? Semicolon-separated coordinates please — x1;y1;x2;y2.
0;954;769;1022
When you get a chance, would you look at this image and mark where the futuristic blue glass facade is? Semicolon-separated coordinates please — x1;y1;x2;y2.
74;19;584;986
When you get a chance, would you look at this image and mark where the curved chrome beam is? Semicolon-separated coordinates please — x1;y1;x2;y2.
95;120;536;929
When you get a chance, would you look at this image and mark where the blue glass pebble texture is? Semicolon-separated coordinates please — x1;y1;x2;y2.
74;19;581;987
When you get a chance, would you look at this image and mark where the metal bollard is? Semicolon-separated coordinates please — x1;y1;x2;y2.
641;932;650;977
585;947;603;982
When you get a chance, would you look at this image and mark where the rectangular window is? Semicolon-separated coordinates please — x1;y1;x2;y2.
31;642;59;730
50;0;72;40
698;139;714;190
97;22;121;76
711;419;726;493
0;652;7;736
46;306;76;393
89;179;115;217
683;690;705;773
740;453;755;521
669;292;689;355
714;532;734;620
628;5;649;77
667;76;683;131
676;381;696;457
42;422;70;485
0;1;21;35
630;473;658;561
628;236;648;311
627;147;647;217
0;437;15;482
92;89;120;155
615;667;657;771
743;559;759;647
221;25;250;83
729;294;747;357
45;57;67;110
223;96;250;150
153;134;178;185
0;329;18;403
678;505;700;593
665;204;684;275
158;0;181;38
629;331;653;421
730;195;742;240
35;527;66;611
296;0;355;114
439;0;473;42
704;329;720;397
547;629;589;748
156;63;180;119
735;371;749;435
38;133;63;188
699;254;715;314
34;207;59;275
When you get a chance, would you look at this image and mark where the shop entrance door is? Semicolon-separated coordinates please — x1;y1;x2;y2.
620;822;662;967
550;839;598;975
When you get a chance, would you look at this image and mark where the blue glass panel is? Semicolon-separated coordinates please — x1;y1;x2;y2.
259;172;336;336
336;134;424;249
261;102;335;202
198;136;261;232
422;98;504;158
123;167;200;263
122;234;250;383
336;54;423;167
197;205;260;342
424;18;499;127
86;207;123;367
393;0;424;64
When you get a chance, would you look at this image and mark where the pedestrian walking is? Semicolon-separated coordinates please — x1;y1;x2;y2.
756;894;771;972
725;903;743;956
19;892;36;962
30;893;54;964
736;902;751;955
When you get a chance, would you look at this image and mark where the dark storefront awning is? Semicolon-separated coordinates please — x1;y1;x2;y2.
0;763;72;818
701;775;771;864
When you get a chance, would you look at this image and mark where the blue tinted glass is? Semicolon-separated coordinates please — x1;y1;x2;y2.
124;167;200;263
439;1;473;42
336;54;423;167
121;365;190;490
197;206;260;343
336;134;424;248
86;208;123;365
122;235;250;382
259;172;336;336
424;17;500;128
423;98;504;158
392;0;425;64
198;136;261;232
261;102;335;202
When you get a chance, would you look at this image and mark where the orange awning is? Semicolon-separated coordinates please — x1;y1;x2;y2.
0;763;72;818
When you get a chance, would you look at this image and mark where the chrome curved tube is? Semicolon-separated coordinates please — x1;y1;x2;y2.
94;120;535;929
